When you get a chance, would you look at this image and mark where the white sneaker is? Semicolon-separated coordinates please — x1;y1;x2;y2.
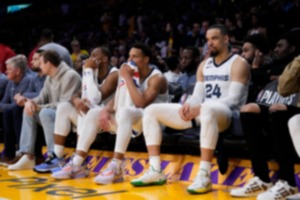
187;169;212;194
230;176;273;197
94;162;124;184
8;155;35;170
131;166;167;187
287;193;300;200
257;180;298;200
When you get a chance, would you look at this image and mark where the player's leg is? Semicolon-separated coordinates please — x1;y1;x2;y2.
131;103;194;186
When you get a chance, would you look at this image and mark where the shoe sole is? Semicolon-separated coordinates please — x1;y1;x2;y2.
33;168;52;173
52;172;89;180
230;194;260;197
94;176;124;184
187;184;212;194
131;179;167;187
187;188;212;194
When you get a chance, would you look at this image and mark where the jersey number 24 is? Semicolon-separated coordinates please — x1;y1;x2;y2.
205;84;221;98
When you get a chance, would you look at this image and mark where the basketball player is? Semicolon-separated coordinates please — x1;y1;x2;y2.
33;46;119;173
131;24;250;194
52;43;168;181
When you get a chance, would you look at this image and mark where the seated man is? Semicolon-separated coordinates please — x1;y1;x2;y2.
131;24;250;194
8;50;82;170
278;55;300;200
52;43;168;183
0;55;32;164
1;50;47;166
33;46;119;173
230;34;300;200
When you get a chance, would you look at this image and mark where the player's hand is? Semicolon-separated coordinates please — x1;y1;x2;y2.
179;103;191;121
73;97;89;115
99;107;112;131
83;57;100;70
120;63;134;80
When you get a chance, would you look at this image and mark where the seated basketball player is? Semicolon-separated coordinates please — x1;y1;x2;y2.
33;46;119;173
52;43;168;182
131;24;250;194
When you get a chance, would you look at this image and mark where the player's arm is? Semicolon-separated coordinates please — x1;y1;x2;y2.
218;56;250;108
99;70;119;100
184;60;206;108
127;73;167;108
179;60;206;121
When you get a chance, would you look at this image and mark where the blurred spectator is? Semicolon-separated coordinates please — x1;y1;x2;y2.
230;43;243;55
70;38;89;65
0;43;16;73
27;29;53;68
241;33;271;102
177;46;200;103
74;54;89;75
164;56;181;83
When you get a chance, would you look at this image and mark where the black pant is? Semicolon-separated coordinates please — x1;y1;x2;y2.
241;105;300;186
2;105;23;158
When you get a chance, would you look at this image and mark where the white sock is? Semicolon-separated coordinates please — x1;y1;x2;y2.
198;160;211;175
54;144;64;158
111;158;122;168
149;156;161;171
73;154;84;166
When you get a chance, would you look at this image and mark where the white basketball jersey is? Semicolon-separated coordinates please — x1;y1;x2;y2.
203;54;247;110
140;68;168;104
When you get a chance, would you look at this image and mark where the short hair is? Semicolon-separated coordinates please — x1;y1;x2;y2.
131;43;152;59
243;33;270;54
279;32;300;56
5;54;27;73
35;49;44;54
99;46;111;60
208;23;230;36
165;56;179;71
40;50;61;67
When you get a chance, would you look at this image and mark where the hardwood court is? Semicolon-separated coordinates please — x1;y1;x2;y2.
1;144;299;200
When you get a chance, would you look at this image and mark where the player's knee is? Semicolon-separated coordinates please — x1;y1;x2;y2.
118;106;134;121
200;103;217;121
144;104;159;118
240;103;260;113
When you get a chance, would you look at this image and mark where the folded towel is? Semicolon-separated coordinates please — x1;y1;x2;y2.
81;67;101;108
114;61;140;116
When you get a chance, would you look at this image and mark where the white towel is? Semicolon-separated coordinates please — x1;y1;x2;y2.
81;67;101;109
114;61;140;118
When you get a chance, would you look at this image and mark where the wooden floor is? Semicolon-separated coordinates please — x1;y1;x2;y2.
0;170;256;200
1;144;299;200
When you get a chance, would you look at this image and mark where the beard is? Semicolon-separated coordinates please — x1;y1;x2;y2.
210;50;219;57
31;66;41;72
